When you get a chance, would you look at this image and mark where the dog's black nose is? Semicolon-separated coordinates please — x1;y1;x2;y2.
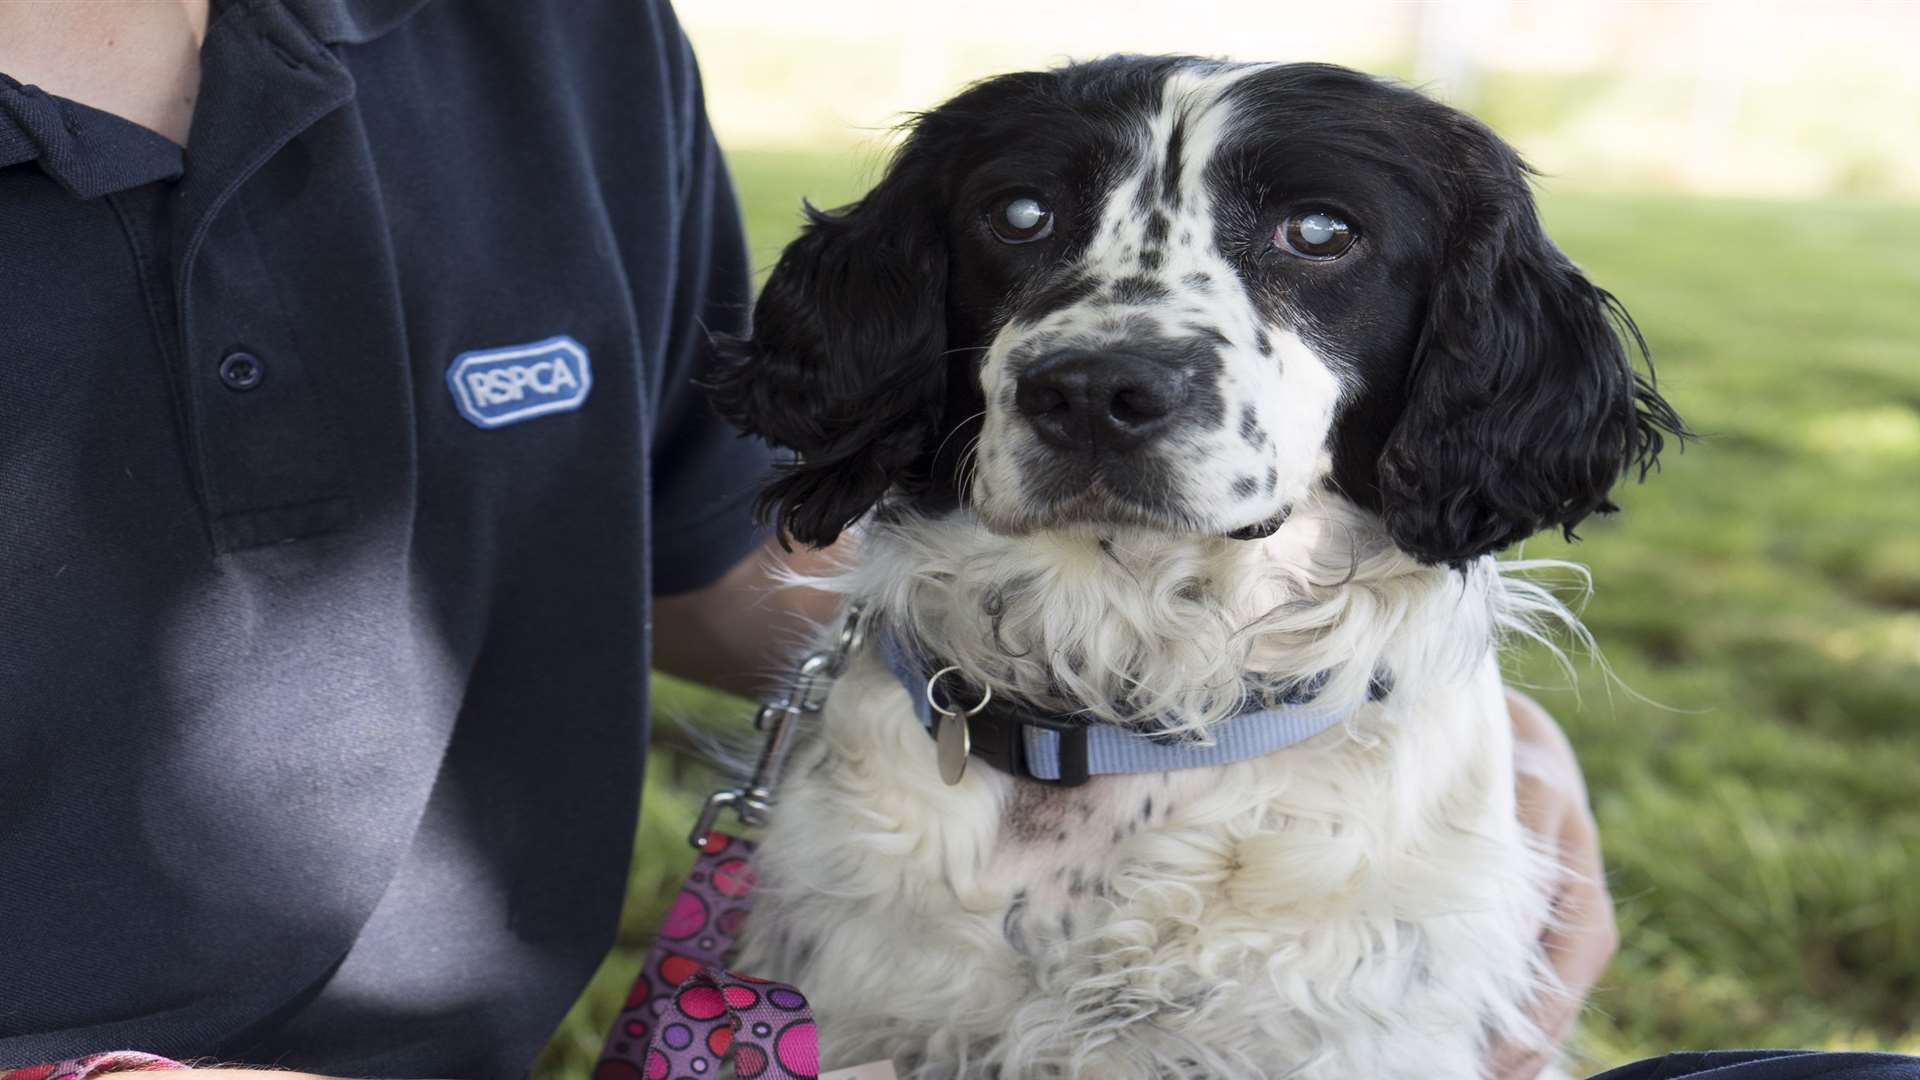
1015;351;1190;451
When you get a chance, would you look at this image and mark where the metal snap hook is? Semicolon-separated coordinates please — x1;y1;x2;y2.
687;602;869;848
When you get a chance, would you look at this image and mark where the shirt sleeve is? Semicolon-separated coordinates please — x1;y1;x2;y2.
646;9;777;597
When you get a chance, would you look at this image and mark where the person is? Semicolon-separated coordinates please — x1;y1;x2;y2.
0;4;1902;1080
2;2;824;1076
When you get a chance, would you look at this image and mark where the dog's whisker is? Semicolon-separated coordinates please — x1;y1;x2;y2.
931;410;988;467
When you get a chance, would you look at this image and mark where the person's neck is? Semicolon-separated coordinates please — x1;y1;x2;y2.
0;0;211;147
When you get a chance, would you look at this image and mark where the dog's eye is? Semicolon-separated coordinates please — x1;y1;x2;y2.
1275;210;1355;260
990;195;1055;244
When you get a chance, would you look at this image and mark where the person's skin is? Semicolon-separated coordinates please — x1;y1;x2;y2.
1496;689;1621;1079
0;0;208;147
653;538;846;696
0;8;1615;1076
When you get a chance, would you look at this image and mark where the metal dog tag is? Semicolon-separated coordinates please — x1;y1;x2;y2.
926;665;990;787
935;708;971;786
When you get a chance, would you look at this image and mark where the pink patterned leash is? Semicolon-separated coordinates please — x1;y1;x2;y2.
0;1054;186;1080
595;831;820;1080
599;609;867;1080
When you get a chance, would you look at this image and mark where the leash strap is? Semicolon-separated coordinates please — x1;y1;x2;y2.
598;832;821;1080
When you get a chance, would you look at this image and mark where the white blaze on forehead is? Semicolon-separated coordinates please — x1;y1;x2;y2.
972;60;1345;536
1089;63;1267;274
1153;65;1266;216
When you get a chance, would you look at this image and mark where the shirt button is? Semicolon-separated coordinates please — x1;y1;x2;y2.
218;351;265;392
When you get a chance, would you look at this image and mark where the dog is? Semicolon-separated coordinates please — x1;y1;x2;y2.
709;57;1683;1079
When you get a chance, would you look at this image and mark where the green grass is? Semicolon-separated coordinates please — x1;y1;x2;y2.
535;156;1920;1078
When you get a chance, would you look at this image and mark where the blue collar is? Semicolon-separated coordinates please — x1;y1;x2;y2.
881;634;1382;787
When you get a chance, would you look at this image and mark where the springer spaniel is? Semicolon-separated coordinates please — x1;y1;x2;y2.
709;57;1683;1079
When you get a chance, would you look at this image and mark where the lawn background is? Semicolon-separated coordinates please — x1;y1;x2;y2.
534;154;1920;1079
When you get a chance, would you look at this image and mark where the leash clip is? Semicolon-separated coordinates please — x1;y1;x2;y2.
689;602;867;849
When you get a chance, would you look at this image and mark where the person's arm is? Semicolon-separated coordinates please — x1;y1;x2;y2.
1493;689;1621;1080
653;535;847;698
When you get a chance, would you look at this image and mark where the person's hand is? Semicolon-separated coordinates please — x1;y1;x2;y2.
1491;689;1620;1080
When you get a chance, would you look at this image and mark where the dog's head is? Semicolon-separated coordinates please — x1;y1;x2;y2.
711;58;1684;565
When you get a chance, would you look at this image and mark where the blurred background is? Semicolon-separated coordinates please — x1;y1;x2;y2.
540;2;1920;1076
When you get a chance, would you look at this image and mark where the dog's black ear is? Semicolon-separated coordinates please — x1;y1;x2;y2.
706;167;950;549
1376;129;1685;568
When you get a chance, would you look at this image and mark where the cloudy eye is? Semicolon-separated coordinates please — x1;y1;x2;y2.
990;195;1055;244
1275;210;1356;260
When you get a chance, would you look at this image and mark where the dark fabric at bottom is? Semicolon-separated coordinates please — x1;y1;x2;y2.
1593;1051;1920;1080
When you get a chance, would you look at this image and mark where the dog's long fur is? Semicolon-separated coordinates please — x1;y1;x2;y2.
714;57;1682;1079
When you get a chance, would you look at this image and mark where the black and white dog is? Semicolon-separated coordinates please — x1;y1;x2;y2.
713;58;1682;1079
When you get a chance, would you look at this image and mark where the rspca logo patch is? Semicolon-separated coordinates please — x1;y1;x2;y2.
446;335;593;429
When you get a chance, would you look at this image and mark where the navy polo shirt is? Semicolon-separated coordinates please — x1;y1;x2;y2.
0;1;770;1075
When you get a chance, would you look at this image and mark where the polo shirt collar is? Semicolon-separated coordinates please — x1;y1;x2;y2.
0;74;185;198
0;0;427;199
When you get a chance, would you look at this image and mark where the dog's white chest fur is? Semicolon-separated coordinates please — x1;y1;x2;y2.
734;514;1566;1079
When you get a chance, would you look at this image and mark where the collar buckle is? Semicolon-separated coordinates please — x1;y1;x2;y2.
967;707;1092;788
